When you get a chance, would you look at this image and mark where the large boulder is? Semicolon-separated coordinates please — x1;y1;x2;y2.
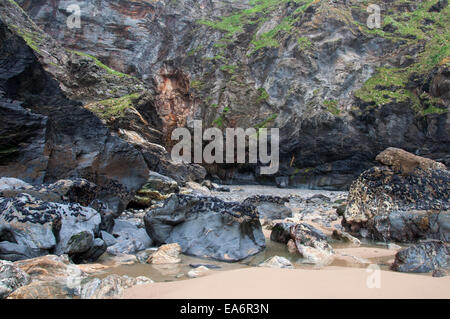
4;255;90;299
12;255;87;298
0;260;30;299
242;195;292;220
144;194;265;262
0;177;117;230
391;241;449;273
0;193;105;263
343;148;449;242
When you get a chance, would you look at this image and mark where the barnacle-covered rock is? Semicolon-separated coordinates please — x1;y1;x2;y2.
343;148;449;242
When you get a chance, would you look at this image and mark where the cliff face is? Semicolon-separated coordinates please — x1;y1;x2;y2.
0;4;152;213
0;0;205;214
9;0;450;189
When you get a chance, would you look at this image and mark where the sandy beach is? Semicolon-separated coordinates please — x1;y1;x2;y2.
123;267;450;299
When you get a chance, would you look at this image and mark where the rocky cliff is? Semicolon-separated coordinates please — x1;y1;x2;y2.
0;0;204;213
4;0;450;189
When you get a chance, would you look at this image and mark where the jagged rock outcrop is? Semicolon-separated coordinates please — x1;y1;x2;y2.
289;223;334;265
270;222;334;265
17;0;449;189
0;2;151;213
343;148;449;242
0;1;207;219
0;193;106;263
270;222;295;244
144;194;265;261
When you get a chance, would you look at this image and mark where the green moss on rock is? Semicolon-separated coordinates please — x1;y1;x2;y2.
87;93;142;120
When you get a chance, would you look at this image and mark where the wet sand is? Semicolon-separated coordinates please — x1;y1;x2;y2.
123;267;450;299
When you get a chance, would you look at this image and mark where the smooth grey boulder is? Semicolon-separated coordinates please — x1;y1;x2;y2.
144;194;265;262
391;241;449;273
0;241;43;261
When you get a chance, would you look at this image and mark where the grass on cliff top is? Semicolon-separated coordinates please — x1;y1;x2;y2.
87;93;141;120
69;50;132;78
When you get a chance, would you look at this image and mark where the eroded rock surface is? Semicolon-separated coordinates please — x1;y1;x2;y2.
16;0;449;188
271;222;334;265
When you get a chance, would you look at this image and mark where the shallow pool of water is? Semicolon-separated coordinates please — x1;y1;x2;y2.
96;238;396;282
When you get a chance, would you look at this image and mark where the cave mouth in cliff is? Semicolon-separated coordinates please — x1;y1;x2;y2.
170;121;280;175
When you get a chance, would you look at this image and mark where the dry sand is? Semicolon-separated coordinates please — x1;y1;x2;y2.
123;267;450;299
